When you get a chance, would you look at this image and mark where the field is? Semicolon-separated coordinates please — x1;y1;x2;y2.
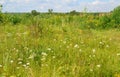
0;13;120;77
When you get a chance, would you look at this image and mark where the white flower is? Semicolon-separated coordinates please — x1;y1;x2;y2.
54;39;56;41
23;64;27;67
18;61;22;64
90;69;93;72
109;38;112;41
63;41;66;44
67;46;69;48
16;49;19;52
79;49;82;52
74;44;79;48
93;55;95;57
16;67;20;69
26;63;30;66
41;57;46;61
18;58;23;61
89;55;92;58
0;64;2;68
92;49;96;53
29;50;32;52
96;64;101;68
29;53;36;59
47;48;51;51
53;56;56;59
41;52;47;56
106;45;109;48
99;42;103;44
10;60;14;63
117;53;120;56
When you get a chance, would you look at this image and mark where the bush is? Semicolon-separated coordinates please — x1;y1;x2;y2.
98;15;111;29
9;15;21;25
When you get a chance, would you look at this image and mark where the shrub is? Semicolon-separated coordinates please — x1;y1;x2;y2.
9;15;21;25
98;15;112;29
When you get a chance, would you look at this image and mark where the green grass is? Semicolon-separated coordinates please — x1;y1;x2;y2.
0;22;120;77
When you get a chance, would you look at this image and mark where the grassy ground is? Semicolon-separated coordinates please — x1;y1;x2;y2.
0;23;120;77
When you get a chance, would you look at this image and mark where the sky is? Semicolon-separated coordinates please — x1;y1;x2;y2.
0;0;120;12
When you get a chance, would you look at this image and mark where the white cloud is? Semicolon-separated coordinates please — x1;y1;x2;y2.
9;0;32;3
92;0;105;5
2;0;120;12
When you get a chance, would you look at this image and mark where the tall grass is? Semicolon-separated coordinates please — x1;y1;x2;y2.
0;12;120;77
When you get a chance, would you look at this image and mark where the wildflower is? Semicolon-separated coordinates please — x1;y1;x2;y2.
41;57;46;61
79;49;82;52
63;41;66;44
117;53;120;56
109;38;112;41
29;50;32;52
90;69;93;72
54;39;56;41
89;55;92;58
10;60;14;63
41;52;47;56
47;48;51;51
24;47;29;50
53;56;56;59
74;44;79;48
81;42;84;44
18;61;22;65
96;64;101;68
99;42;103;44
93;55;95;57
13;48;16;50
67;46;69;48
26;63;30;66
92;49;96;53
28;53;36;59
18;58;23;61
106;45;109;48
23;64;27;67
16;67;20;69
0;64;2;68
16;49;19;52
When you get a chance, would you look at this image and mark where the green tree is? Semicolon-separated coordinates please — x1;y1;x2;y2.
0;4;3;23
48;9;53;14
69;10;78;15
112;6;120;24
0;4;2;12
31;10;39;16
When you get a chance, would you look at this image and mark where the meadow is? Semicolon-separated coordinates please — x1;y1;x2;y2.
0;9;120;77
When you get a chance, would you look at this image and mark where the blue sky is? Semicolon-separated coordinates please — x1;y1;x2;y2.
0;0;120;12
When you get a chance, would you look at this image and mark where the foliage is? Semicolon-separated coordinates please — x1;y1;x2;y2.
112;6;120;24
0;4;2;12
9;15;22;25
48;9;53;14
0;13;3;23
69;10;79;15
31;10;39;16
0;6;120;77
98;15;112;29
